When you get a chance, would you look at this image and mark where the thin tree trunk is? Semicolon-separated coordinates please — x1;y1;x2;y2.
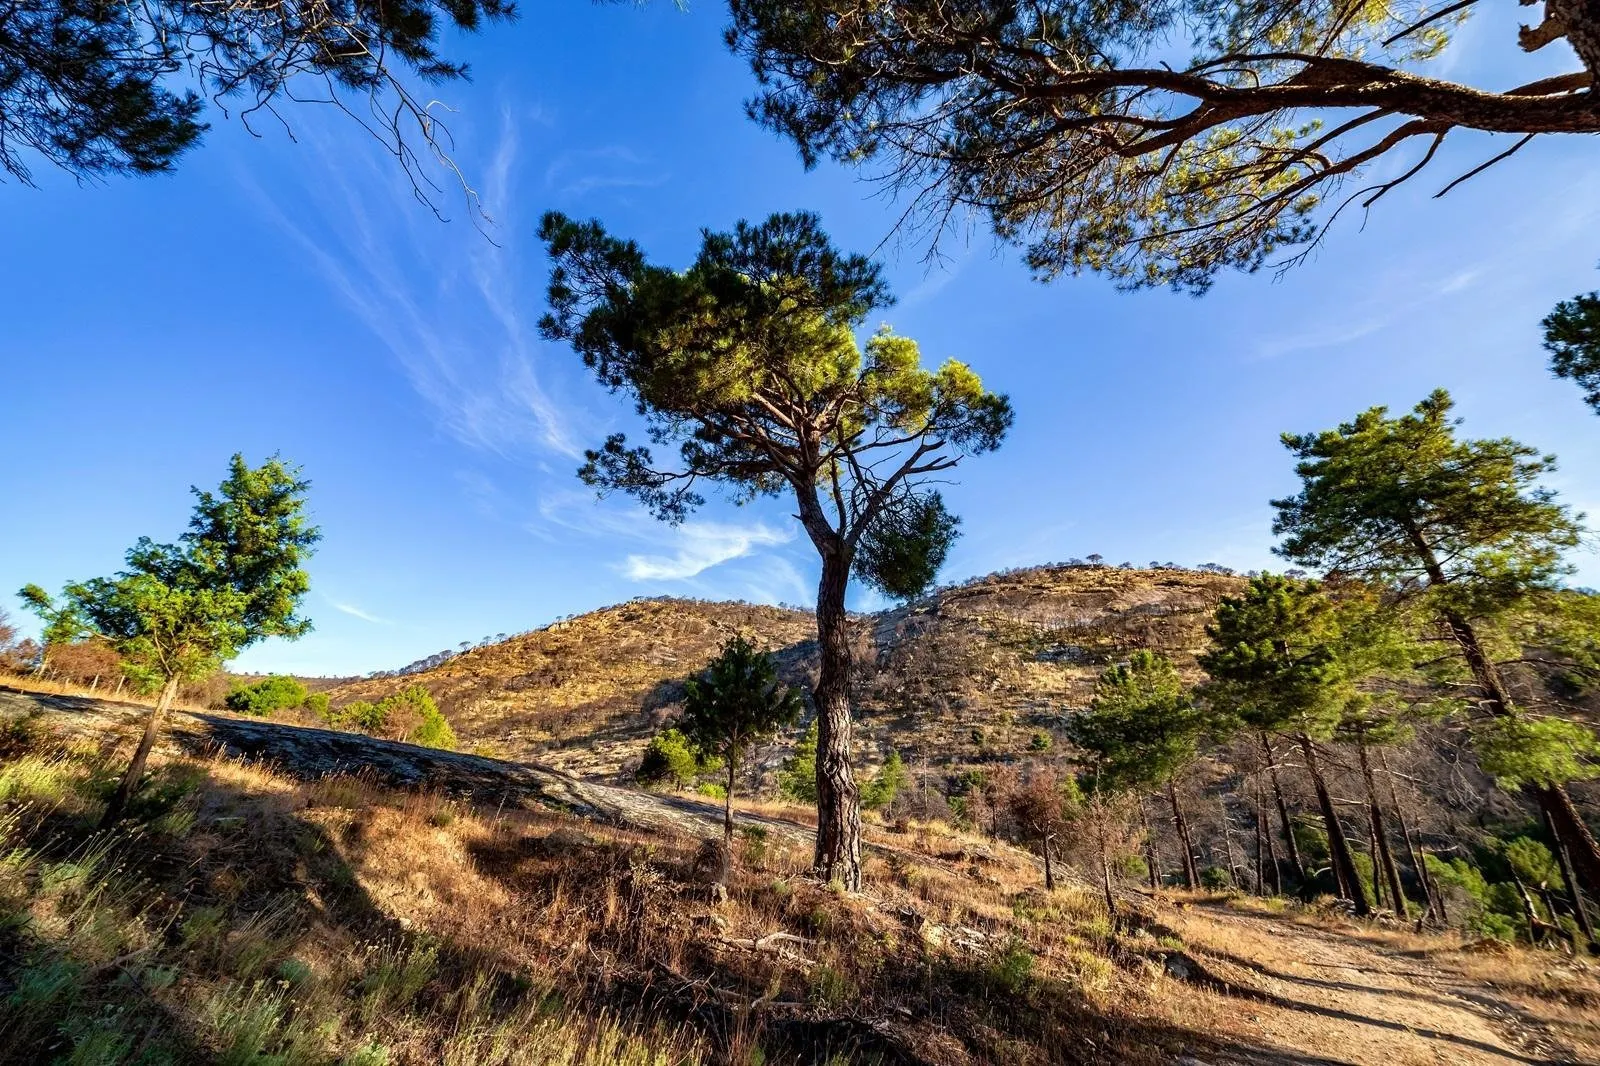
1359;741;1409;915
1380;749;1434;923
100;675;180;828
1545;805;1598;950
1140;800;1161;891
1168;779;1198;890
1298;733;1372;916
1219;796;1238;889
812;549;862;890
1258;775;1282;895
1042;830;1055;891
1098;817;1117;917
1365;813;1386;910
1261;732;1306;884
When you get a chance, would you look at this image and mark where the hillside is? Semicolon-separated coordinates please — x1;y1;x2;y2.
327;565;1246;779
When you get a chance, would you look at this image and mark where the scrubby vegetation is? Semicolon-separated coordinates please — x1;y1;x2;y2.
322;686;457;750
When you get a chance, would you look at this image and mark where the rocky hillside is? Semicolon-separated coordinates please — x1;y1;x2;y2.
328;566;1246;780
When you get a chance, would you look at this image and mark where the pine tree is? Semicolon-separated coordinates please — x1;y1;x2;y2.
677;636;804;883
539;211;1011;889
1066;651;1207;890
1272;390;1600;899
22;455;318;826
1199;575;1385;914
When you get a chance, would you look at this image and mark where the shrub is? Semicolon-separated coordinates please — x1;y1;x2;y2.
861;750;909;811
636;728;703;790
322;687;456;750
778;721;818;803
1199;865;1233;890
304;692;329;718
1028;731;1052;752
225;675;309;716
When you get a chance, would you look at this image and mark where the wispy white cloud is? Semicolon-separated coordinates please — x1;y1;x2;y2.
622;522;792;580
544;146;668;199
536;490;794;582
243;105;587;462
328;598;390;625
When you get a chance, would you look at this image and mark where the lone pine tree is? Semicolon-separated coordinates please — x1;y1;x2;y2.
1272;391;1600;900
21;455;318;826
539;210;1011;889
677;636;803;883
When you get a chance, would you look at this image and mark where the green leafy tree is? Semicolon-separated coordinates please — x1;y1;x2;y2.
225;674;309;716
1200;575;1388;914
729;1;1600;293
636;727;710;790
779;720;819;804
539;210;1012;889
1271;390;1600;899
676;636;803;881
1065;651;1207;890
22;455;318;825
1542;274;1600;414
860;750;909;811
326;685;456;749
0;0;513;194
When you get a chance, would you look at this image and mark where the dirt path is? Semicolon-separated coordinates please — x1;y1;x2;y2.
1167;901;1590;1065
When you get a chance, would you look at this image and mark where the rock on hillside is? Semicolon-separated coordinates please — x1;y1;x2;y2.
330;566;1245;782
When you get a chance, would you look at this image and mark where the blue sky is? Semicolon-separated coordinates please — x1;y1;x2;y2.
3;3;1599;676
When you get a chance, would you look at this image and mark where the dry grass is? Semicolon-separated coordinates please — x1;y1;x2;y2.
0;717;1272;1066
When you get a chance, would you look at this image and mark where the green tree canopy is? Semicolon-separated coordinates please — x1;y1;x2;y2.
226;675;311;716
1543;277;1600;414
23;454;319;823
0;0;513;191
1270;391;1600;900
676;636;803;880
1067;651;1205;794
728;0;1600;293
539;209;1011;889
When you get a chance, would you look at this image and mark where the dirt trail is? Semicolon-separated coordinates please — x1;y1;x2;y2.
4;687;1592;1065
1166;902;1590;1065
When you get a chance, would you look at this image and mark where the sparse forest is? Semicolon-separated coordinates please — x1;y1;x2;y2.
4;0;1600;1062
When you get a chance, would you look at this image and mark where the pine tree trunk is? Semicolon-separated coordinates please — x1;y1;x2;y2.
1430;602;1600;900
1168;779;1198;890
1257;778;1281;895
1140;800;1161;891
1261;732;1306;884
1042;830;1056;891
101;675;180;828
1380;750;1435;923
1359;741;1408;915
1546;802;1599;950
812;550;861;890
1299;734;1372;916
1219;796;1238;889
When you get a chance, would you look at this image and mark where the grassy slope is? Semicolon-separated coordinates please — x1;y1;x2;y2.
2;708;1594;1066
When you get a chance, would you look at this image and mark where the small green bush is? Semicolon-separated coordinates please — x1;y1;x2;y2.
861;750;909;811
226;675;309;716
778;721;818;803
636;728;703;790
